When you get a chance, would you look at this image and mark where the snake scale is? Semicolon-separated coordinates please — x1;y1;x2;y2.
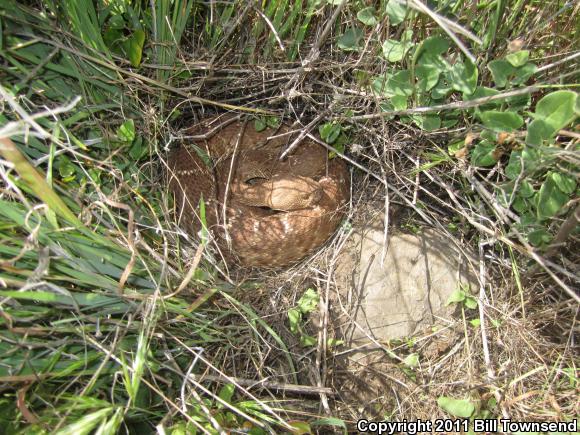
167;115;350;267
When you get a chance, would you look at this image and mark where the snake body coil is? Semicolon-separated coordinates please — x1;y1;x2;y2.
168;115;350;267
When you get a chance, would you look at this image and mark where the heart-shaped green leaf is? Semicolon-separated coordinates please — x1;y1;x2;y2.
480;110;523;132
471;141;497;167
338;27;364;51
357;7;378;26
437;396;475;418
537;172;569;220
384;0;408;25
526;91;578;145
506;50;529;67
449;59;478;94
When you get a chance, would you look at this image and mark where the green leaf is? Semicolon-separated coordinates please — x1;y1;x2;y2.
551;172;576;194
505;151;522;179
58;156;76;179
526;91;578;145
415;35;449;60
254;118;267;132
471;141;497;167
487;59;514;88
319;123;341;144
511;62;537;85
519;180;535;198
108;14;126;30
117;119;135;143
448;140;464;155
288;308;302;334
327;337;344;347
437;396;475;418
380;94;408;113
384;0;408;25
537;173;569;220
464;86;501;110
403;353;419;368
300;334;317;347
124;29;145;67
505;50;529;67
129;136;146;160
218;384;235;404
357;7;378;26
288;421;312;435
527;229;552;246
297;288;319;314
381;30;413;62
449;59;478;94
464;295;478;310
311;417;348;431
56;407;113;435
431;80;452;99
265;116;280;128
103;28;123;50
512;196;528;213
446;289;466;305
337;27;363;51
372;70;413;97
416;64;441;93
470;319;481;327
480;110;523;132
411;114;441;131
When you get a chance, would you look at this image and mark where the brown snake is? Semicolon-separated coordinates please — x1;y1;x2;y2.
167;115;350;267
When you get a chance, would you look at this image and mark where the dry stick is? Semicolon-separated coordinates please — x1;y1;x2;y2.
278;109;331;160
221;120;247;250
188;374;334;396
166;332;296;431
18;37;273;115
282;0;347;93
95;196;136;294
163;242;204;299
305;132;436;227
84;334;213;435
478;241;511;419
407;0;477;63
173;114;241;142
545;202;580;258
388;145;578;302
443;170;580;303
0;87;82;139
349;86;539;121
314;275;330;414
536;50;580;72
254;6;285;52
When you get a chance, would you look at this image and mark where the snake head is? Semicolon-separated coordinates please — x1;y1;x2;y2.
239;175;323;211
267;175;323;211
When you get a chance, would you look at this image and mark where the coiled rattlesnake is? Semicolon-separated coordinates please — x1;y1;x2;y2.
167;115;350;267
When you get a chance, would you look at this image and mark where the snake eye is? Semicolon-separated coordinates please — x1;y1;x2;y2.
245;176;268;185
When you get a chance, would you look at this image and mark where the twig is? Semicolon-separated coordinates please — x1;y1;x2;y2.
282;0;347;94
406;0;477;63
478;240;511;419
279;109;330;160
254;7;285;52
536;50;580;72
349;86;539;120
163;242;205;299
188;374;334;396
